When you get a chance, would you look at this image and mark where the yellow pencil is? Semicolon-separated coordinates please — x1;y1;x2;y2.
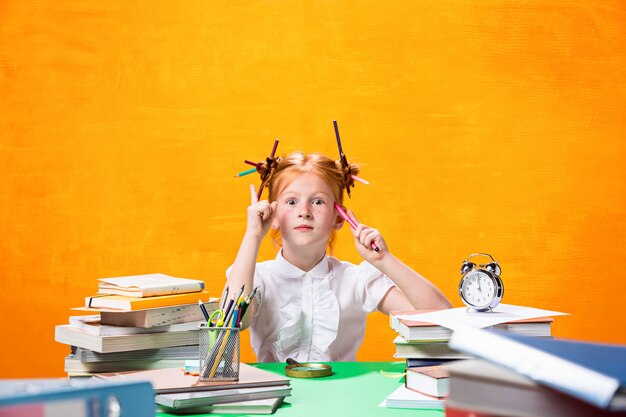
208;329;232;378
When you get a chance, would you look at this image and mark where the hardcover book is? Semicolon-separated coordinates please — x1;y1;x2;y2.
449;327;626;411
405;365;449;398
156;396;285;415
0;379;154;417
446;359;624;417
83;291;211;311
393;336;470;359
155;385;291;409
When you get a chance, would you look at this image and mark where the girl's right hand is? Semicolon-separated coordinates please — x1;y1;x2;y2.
246;184;277;239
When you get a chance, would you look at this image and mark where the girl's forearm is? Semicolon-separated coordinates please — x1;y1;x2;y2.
374;254;452;310
227;231;262;295
223;232;263;329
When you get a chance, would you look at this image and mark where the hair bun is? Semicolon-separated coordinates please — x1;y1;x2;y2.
257;155;282;189
337;157;360;198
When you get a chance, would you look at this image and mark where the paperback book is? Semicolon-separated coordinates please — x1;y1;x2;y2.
97;274;204;297
98;300;217;328
71;345;199;362
69;315;203;336
390;310;553;342
55;325;198;353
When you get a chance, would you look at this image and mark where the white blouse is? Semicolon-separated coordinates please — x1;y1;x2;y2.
229;250;394;362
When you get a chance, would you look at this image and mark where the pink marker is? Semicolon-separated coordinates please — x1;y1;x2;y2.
351;175;370;185
334;202;380;252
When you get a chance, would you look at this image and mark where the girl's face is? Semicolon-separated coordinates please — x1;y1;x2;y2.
272;173;342;250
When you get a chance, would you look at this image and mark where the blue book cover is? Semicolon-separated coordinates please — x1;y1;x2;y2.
0;379;154;417
504;332;626;386
449;326;626;410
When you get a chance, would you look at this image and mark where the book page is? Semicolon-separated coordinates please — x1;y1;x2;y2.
394;304;568;331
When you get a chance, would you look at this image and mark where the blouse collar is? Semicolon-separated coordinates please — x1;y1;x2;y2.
274;249;332;279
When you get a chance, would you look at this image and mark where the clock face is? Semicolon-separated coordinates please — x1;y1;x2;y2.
460;270;496;308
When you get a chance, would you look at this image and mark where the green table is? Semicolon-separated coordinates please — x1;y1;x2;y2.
158;361;444;416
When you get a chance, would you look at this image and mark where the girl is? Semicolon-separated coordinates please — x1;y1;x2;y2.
226;152;451;362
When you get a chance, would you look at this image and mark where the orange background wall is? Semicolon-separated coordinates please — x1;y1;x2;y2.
2;1;625;378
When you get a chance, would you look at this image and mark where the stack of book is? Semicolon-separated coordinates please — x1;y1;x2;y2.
446;327;626;417
96;363;292;414
390;309;553;366
54;274;218;377
382;305;563;410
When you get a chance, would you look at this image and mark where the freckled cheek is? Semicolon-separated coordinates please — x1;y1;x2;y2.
279;207;297;216
275;207;295;223
311;207;334;221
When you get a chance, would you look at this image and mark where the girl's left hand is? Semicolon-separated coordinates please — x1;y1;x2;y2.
347;209;388;263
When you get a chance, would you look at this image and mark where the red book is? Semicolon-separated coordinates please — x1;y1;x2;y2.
446;403;509;417
405;365;449;398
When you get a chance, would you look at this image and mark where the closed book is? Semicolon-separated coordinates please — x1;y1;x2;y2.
391;310;553;341
406;358;458;368
390;310;451;341
98;274;205;297
405;365;449;398
69;315;203;336
55;324;198;353
393;336;471;359
380;384;444;410
155;385;292;409
0;379;154;417
71;345;199;362
445;402;513;417
95;363;290;394
84;290;211;311
446;359;626;417
449;327;626;411
99;300;217;328
64;354;187;374
156;397;285;415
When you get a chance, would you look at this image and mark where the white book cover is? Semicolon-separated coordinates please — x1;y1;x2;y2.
155;385;292;408
156;397;284;415
98;274;204;297
379;385;444;409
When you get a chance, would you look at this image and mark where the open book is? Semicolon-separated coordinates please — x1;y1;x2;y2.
98;274;205;297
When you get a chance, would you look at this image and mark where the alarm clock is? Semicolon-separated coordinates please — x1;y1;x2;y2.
458;253;503;312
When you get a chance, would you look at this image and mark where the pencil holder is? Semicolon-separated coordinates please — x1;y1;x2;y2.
198;323;240;382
